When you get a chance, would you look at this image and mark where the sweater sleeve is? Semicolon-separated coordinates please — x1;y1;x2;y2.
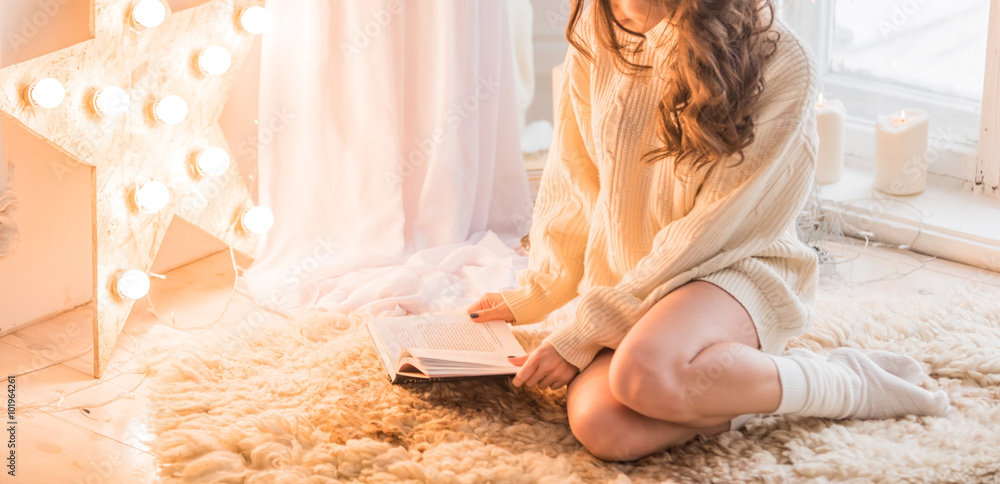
545;42;820;370
499;31;599;326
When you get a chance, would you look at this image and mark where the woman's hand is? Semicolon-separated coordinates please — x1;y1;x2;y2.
467;292;515;323
508;342;579;390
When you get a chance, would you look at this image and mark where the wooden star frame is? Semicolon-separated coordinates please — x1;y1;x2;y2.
0;0;265;377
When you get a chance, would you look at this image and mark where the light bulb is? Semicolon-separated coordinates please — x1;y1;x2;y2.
197;46;232;76
196;147;231;177
28;78;66;109
240;6;270;34
241;206;274;234
93;86;130;117
131;0;166;28
153;95;188;125
116;270;151;299
134;181;170;214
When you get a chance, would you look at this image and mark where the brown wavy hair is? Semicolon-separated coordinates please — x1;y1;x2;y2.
566;0;779;177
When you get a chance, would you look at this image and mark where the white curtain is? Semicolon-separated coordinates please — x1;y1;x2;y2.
245;0;533;317
508;0;535;133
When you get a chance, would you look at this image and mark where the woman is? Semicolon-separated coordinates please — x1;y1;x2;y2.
468;0;949;461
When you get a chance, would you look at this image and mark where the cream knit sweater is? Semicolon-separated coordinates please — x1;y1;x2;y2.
500;10;821;371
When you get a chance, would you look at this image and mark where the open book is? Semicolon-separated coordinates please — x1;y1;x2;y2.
366;314;527;383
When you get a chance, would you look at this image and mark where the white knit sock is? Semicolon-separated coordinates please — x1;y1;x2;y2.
769;348;950;420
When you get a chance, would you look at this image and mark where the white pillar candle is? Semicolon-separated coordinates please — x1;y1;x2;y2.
815;93;846;184
874;109;929;196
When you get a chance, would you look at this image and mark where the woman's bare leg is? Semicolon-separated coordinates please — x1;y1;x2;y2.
566;348;728;461
607;280;782;429
566;279;950;460
566;280;771;459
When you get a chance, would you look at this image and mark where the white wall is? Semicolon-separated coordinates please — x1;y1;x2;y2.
0;0;260;333
0;0;96;333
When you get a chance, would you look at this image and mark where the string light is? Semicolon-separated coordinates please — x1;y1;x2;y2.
241;206;274;234
240;6;270;34
0;0;265;380
196;147;231;177
198;46;232;76
27;78;66;109
131;0;167;29
153;95;188;125
134;181;170;214
93;87;130;117
116;270;151;299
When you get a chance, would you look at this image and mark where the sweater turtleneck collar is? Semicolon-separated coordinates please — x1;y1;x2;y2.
643;17;671;48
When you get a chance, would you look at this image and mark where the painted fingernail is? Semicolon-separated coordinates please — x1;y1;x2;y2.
470;313;479;318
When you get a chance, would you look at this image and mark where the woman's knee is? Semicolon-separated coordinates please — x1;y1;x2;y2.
607;349;702;424
567;359;657;461
610;341;755;424
567;380;696;461
607;280;760;424
567;392;635;460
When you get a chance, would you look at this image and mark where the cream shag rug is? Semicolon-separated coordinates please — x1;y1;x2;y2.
145;293;1000;483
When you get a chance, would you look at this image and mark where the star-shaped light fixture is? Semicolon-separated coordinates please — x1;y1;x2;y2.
0;0;270;377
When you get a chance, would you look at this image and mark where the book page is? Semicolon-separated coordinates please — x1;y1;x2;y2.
403;348;520;367
368;315;526;367
365;320;399;381
397;348;521;379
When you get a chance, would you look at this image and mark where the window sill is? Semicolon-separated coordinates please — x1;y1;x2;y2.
818;156;1000;272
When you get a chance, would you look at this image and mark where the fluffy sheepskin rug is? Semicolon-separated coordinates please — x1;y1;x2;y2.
144;293;1000;483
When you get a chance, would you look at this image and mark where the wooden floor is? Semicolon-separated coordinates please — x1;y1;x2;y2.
3;237;999;483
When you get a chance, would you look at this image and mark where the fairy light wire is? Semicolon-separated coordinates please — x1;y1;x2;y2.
796;181;938;287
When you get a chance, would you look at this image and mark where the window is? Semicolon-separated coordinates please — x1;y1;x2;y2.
779;0;1000;194
832;0;990;104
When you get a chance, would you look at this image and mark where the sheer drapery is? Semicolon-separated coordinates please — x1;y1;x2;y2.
0;30;19;258
245;0;532;317
0;133;18;258
508;0;535;133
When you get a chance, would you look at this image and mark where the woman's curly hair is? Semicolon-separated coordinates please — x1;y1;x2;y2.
566;0;780;178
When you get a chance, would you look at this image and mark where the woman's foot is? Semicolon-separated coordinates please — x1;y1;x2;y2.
771;348;950;420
